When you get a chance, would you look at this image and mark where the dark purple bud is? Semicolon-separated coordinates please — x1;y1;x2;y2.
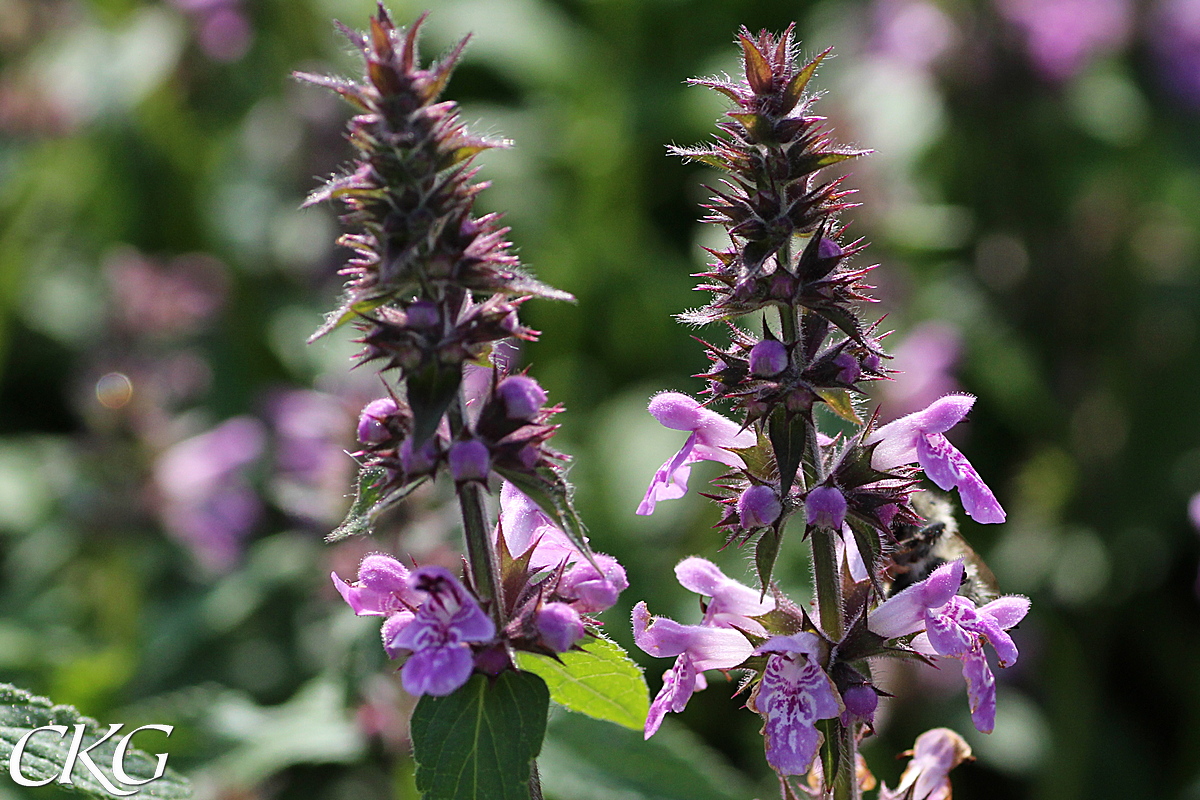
806;485;846;530
863;353;882;373
841;684;878;724
738;484;781;528
770;273;796;299
833;352;860;384
497;375;547;420
448;439;491;482
406;301;440;329
400;437;440;475
357;397;398;445
818;237;843;260
517;445;540;470
500;310;520;333
749;340;788;377
536;602;585;653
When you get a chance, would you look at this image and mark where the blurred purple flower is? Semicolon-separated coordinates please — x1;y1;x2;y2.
154;416;266;573
269;390;353;524
638;392;756;515
996;0;1131;82
871;0;958;70
391;566;495;696
879;728;973;800
752;633;843;776
1150;0;1200;108
104;249;228;339
634;557;773;737
170;0;252;62
877;322;962;423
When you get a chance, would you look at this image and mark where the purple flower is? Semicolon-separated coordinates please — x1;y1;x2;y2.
870;560;1030;732
154;416;265;573
752;632;843;776
633;558;774;737
637;392;756;515
866;394;1005;523
879;727;973;800
738;485;781;528
806;485;847;530
390;566;495;697
997;0;1131;82
332;553;421;616
536;602;585;652
496;482;627;612
357;397;397;445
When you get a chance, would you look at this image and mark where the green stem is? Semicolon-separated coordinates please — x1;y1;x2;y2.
833;722;858;800
529;760;543;800
810;525;843;642
448;398;504;629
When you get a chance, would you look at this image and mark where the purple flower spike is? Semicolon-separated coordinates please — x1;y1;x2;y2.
866;394;1006;524
638;392;755;515
392;566;495;697
738;485;781;528
753;633;843;776
806;485;847;530
536;602;585;652
497;375;547;420
357;397;397;446
448;439;491;482
749;340;789;377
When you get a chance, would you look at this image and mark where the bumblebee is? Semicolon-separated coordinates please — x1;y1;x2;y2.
886;492;999;606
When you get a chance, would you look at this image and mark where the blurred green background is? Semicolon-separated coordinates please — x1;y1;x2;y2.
3;0;1200;797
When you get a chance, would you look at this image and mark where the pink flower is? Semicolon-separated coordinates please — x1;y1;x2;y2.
866;394;1005;523
637;393;755;515
752;633;843;776
633;558;773;737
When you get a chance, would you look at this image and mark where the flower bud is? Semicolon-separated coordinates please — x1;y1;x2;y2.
841;684;878;725
738;484;781;528
818;237;843;260
833;352;860;384
561;553;628;613
357;397;398;445
406;300;440;329
448;439;490;482
536;602;585;652
497;375;547;420
400;437;440;475
806;485;847;530
749;340;788;377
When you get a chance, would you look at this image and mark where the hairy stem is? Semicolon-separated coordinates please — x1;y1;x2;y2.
449;396;504;628
810;526;843;641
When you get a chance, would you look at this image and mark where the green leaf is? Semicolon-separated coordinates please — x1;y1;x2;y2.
729;429;774;482
326;465;425;542
768;407;807;495
754;524;783;595
407;362;463;446
0;683;191;799
411;672;549;800
307;293;388;342
538;713;753;800
815;388;861;425
515;636;648;731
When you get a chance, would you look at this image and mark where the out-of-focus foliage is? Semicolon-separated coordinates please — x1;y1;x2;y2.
2;0;1200;798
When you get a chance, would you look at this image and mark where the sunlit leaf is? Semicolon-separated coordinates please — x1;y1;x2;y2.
515;636;648;731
